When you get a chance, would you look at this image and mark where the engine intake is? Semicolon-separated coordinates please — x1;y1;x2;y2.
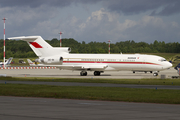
35;56;63;65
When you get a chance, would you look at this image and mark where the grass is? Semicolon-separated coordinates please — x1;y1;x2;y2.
1;77;180;85
0;84;180;104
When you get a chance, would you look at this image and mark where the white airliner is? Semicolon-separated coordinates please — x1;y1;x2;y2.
8;36;172;76
0;57;13;67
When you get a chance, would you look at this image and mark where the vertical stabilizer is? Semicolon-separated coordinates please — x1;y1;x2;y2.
9;36;71;57
27;59;35;66
9;36;53;57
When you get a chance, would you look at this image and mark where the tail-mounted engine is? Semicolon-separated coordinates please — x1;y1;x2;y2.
53;47;71;54
61;47;71;53
35;56;63;65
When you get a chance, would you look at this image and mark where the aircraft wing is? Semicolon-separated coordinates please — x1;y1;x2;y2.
50;64;108;71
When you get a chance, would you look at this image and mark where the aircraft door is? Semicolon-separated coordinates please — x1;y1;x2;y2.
141;57;146;70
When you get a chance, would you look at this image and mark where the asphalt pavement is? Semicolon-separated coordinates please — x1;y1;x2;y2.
1;96;180;120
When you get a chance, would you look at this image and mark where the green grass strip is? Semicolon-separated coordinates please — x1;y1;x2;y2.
0;84;180;104
1;77;180;86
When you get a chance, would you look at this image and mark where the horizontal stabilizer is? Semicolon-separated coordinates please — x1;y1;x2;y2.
8;36;38;41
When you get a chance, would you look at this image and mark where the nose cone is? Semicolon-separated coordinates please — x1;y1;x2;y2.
166;62;173;69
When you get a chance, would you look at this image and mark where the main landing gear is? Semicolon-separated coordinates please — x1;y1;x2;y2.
80;71;87;76
80;71;102;76
94;71;101;76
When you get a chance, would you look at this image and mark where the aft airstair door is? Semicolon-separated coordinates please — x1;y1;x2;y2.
141;58;147;70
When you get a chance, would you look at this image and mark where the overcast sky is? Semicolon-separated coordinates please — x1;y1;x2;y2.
0;0;180;43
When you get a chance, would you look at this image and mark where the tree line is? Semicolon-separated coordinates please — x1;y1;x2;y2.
0;38;180;58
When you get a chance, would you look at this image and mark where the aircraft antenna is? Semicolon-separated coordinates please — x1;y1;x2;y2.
2;18;7;68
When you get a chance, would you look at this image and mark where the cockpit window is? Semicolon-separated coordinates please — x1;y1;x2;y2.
159;58;166;62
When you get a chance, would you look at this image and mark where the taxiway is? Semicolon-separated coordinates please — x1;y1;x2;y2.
0;96;180;120
0;67;178;79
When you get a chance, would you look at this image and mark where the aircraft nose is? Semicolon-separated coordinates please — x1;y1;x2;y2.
163;62;172;69
167;62;173;68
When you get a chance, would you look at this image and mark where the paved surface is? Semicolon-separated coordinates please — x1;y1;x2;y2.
0;96;180;120
0;67;178;79
0;68;180;120
1;80;180;90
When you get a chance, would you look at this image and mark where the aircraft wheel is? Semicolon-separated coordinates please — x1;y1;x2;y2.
153;73;158;76
133;71;135;73
94;71;100;76
80;72;83;76
84;72;87;76
80;71;87;76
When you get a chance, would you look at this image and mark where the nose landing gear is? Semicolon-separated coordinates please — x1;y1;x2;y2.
153;72;158;76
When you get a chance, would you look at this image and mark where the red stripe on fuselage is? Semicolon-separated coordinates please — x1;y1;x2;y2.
63;61;160;65
29;42;43;48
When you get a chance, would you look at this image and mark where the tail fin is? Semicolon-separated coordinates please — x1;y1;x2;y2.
8;36;71;57
8;36;53;57
27;59;35;66
5;57;13;65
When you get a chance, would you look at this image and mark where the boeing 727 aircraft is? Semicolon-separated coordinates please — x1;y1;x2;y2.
8;36;172;76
